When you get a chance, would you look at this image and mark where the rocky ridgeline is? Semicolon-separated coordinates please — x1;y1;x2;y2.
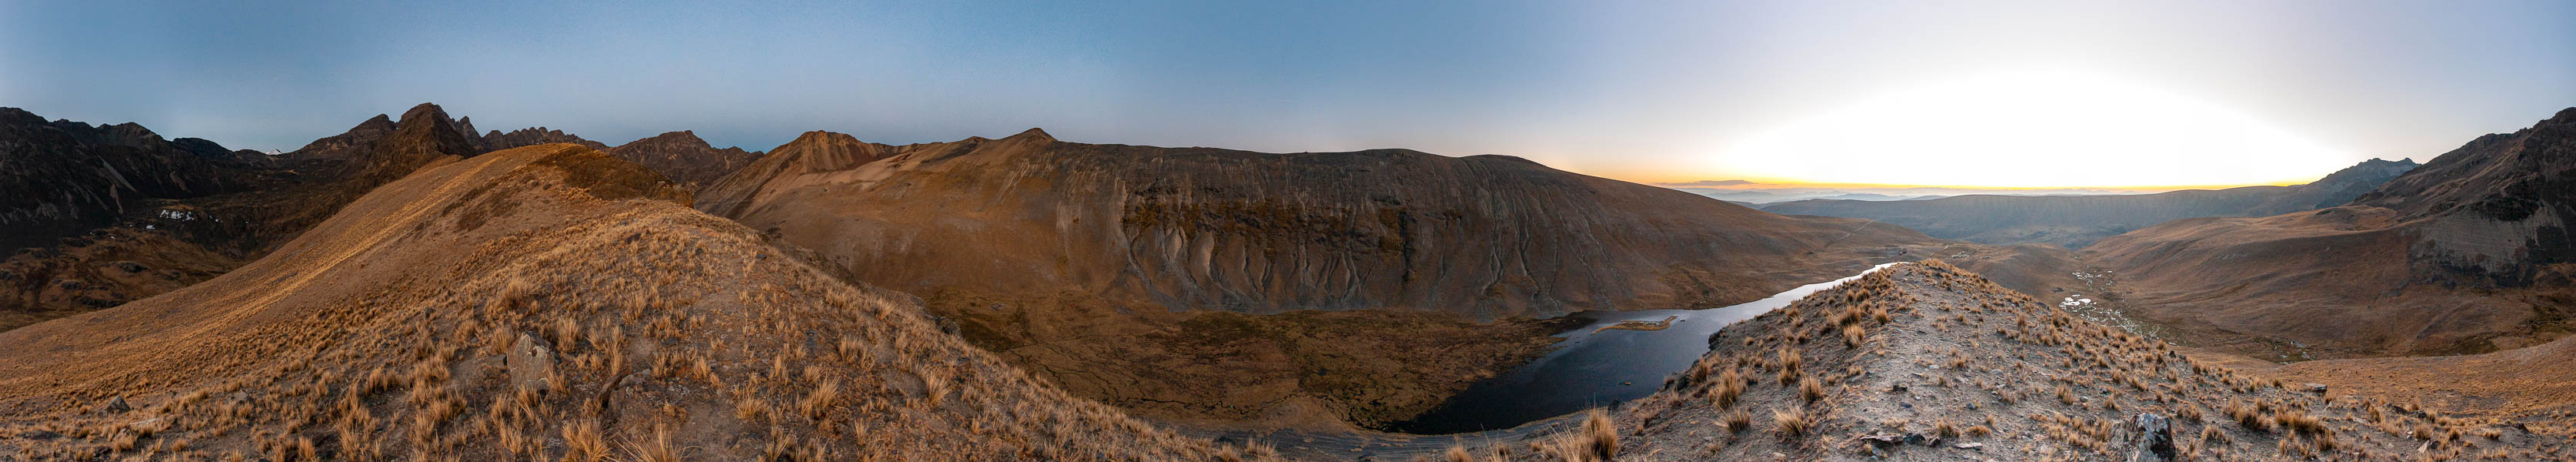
1443;261;2568;461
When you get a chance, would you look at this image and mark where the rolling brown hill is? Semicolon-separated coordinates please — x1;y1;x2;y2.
1763;158;2417;249
2078;108;2576;359
0;144;1273;461
2;103;487;331
1435;261;2568;461
694;128;1957;428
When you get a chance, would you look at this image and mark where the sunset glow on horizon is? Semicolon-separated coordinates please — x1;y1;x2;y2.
1703;69;2352;189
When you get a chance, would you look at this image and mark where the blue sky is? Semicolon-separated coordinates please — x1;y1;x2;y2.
4;1;2570;186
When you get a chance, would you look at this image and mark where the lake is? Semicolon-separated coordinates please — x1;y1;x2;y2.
1385;263;1904;434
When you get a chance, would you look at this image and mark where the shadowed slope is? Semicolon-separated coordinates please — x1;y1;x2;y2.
0;145;1273;461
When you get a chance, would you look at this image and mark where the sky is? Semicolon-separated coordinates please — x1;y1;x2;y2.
4;1;2571;189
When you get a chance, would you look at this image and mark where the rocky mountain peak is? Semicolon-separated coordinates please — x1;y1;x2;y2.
628;130;711;149
1007;127;1055;142
396;102;453;127
777;130;883;172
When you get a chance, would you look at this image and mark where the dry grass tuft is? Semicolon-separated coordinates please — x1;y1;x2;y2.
1711;367;1745;409
1581;408;1619;460
1773;407;1811;439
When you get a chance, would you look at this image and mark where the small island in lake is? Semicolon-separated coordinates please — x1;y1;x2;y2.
1593;315;1681;333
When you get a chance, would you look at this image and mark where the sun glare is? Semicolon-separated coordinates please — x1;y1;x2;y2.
1715;69;2352;189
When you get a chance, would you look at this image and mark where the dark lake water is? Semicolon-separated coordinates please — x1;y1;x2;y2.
1384;263;1902;434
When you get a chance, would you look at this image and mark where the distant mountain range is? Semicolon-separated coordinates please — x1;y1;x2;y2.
1761;158;2418;248
1660;183;2165;205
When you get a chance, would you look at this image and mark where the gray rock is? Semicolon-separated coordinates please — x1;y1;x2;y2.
2304;383;2329;393
102;396;131;413
508;333;558;392
2129;413;2175;462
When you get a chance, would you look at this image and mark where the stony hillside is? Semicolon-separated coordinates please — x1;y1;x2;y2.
0;144;1271;461
1763;158;2417;248
1442;261;2568;461
2081;108;2576;358
694;128;1954;429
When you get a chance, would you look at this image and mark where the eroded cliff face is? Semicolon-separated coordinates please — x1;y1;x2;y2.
2348;108;2576;288
702;128;1939;320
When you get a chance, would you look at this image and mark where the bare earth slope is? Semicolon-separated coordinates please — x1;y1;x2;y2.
2083;108;2576;358
1448;262;2566;461
0;144;1271;460
694;129;1954;428
1764;158;2416;249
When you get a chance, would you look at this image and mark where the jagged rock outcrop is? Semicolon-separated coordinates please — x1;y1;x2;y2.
2080;108;2576;357
1763;158;2418;248
471;126;608;152
603;130;764;189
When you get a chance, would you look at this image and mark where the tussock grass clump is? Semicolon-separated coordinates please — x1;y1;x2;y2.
1775;348;1803;386
1723;408;1752;434
1582;409;1619;460
1710;367;1746;409
1773;407;1811;439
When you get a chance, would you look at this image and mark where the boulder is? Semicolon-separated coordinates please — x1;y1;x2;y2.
508;333;558;392
2128;413;2175;462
